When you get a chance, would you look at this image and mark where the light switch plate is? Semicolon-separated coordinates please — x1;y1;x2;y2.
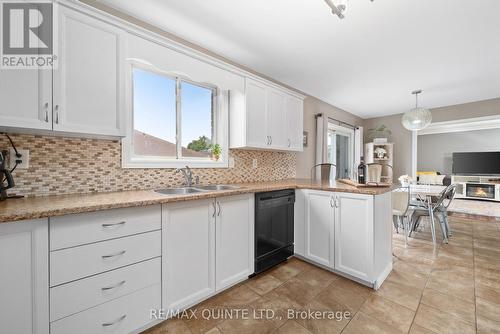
229;157;235;168
10;149;29;169
252;159;258;169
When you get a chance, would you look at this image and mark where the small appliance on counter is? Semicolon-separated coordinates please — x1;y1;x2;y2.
253;189;295;275
0;150;15;201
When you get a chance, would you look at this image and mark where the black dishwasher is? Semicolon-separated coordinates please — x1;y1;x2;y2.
254;189;295;274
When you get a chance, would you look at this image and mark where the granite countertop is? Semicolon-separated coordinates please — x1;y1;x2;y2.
0;179;394;223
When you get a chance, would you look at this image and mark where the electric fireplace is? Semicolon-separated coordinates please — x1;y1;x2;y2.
466;184;496;200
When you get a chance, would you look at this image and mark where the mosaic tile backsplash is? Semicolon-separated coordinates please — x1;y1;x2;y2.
0;134;297;197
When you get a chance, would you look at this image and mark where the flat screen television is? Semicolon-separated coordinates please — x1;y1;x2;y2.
452;152;500;175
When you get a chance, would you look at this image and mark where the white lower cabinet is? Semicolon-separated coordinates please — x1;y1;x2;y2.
297;190;392;288
0;219;49;334
50;283;161;334
215;194;254;290
304;190;335;268
162;194;254;312
334;192;374;282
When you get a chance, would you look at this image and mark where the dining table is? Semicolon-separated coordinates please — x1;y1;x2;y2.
409;184;447;246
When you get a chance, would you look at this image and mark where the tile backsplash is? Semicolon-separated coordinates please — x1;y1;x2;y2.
0;134;297;197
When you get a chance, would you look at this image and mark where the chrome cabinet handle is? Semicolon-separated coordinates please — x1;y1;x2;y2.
54;105;59;124
43;103;49;122
102;315;126;327
266;136;270;145
288;139;291;147
217;201;221;216
102;250;126;259
101;280;126;291
334;196;340;208
270;136;272;145
212;201;216;218
329;196;334;208
102;221;126;228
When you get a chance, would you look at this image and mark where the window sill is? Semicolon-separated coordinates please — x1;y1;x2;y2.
122;158;229;169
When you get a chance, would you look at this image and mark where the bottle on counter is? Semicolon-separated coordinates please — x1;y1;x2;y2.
358;157;366;184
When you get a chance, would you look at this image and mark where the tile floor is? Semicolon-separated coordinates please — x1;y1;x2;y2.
145;215;500;334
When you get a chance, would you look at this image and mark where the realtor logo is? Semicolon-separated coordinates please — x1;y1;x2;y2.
1;1;57;69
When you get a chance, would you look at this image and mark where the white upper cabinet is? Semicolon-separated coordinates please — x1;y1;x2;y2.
244;79;268;148
286;96;304;151
230;78;304;152
0;69;52;131
0;219;49;334
53;6;124;137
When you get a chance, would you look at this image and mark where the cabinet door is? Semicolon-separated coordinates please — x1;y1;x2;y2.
304;191;335;268
245;78;268;148
215;194;254;291
0;69;52;130
162;200;215;311
286;96;304;151
267;88;287;149
334;193;374;281
53;6;123;136
0;219;49;334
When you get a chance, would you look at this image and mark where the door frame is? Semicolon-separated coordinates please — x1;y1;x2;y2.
327;122;355;179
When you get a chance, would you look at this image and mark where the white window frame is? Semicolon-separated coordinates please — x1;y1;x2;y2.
122;60;229;168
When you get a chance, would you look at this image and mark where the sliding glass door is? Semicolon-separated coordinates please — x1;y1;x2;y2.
327;123;354;179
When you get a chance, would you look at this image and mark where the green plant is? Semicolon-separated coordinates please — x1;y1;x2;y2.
187;135;211;152
209;144;222;160
367;125;391;141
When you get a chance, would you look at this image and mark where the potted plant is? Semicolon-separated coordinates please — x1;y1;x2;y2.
210;144;222;161
367;125;391;143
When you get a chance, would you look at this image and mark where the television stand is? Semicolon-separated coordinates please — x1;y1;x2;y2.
452;175;500;202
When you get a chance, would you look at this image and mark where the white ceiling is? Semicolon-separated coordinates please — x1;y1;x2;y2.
99;0;500;118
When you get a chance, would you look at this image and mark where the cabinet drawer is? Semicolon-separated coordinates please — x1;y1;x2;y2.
50;205;161;251
50;283;160;334
50;231;161;286
50;257;160;322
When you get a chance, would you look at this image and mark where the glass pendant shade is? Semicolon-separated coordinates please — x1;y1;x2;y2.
402;107;432;130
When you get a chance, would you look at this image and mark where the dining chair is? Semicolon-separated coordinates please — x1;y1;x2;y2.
409;184;455;244
392;186;412;247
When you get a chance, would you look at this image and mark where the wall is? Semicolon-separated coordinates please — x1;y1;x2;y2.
0;134;296;197
418;128;500;174
296;97;364;178
363;97;500;179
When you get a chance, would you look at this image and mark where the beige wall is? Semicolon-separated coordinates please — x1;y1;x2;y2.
363;97;500;179
296;97;364;178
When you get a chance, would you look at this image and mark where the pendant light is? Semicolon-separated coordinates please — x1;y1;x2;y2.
401;90;432;131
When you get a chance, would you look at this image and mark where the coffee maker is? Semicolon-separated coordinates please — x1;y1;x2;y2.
0;150;15;200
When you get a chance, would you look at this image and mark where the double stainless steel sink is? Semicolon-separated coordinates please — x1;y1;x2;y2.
155;184;240;196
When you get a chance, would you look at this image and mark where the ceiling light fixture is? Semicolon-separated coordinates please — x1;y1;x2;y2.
324;0;374;19
401;90;432;131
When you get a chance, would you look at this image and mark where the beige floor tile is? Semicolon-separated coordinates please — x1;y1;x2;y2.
477;315;500;334
249;292;301;328
245;273;283;295
476;282;500;305
293;265;339;289
414;304;476;334
359;294;415;332
386;265;429;290
342;312;405;334
393;252;435;274
420;288;476;324
316;278;371;313
275;321;312;334
267;261;302;282
434;251;474;269
145;318;192;334
211;284;261;308
294;299;351;334
427;269;475;303
205;328;222;334
409;324;438;334
475;255;500;271
376;279;423;311
182;301;227;334
270;276;324;307
477;297;500;322
217;317;276;334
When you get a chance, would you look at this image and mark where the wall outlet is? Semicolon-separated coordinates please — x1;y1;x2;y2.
252;158;258;169
228;157;235;168
10;149;29;169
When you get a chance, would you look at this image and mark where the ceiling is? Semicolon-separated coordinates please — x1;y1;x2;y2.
99;0;500;119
